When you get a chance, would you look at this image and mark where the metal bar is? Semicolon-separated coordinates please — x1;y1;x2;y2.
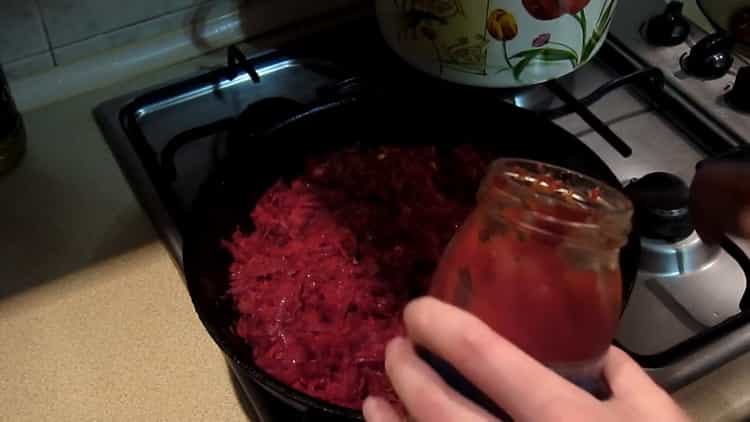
541;68;664;119
546;79;634;158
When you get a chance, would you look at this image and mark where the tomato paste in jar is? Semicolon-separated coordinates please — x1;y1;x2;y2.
430;158;633;391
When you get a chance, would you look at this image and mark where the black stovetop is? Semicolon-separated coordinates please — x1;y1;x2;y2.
95;15;746;422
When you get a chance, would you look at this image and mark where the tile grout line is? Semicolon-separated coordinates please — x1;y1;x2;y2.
32;0;58;66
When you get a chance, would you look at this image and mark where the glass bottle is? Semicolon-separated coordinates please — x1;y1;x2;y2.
0;66;26;175
428;158;633;400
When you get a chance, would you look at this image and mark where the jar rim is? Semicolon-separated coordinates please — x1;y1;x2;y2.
480;158;634;248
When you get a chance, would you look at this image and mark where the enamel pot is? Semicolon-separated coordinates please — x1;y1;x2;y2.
376;0;618;87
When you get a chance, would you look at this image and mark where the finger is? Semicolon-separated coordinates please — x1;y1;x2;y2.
385;336;499;422
403;297;591;421
602;346;661;399
604;347;691;420
363;396;402;422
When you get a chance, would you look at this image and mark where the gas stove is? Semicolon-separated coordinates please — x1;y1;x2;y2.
95;2;750;420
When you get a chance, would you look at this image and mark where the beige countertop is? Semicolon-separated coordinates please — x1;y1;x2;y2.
0;51;254;421
2;13;750;422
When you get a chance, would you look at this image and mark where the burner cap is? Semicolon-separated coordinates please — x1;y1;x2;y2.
626;172;693;242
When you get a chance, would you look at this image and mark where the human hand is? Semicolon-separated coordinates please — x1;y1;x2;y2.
363;297;690;422
691;162;750;243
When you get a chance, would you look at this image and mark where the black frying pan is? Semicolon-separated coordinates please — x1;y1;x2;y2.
182;84;640;420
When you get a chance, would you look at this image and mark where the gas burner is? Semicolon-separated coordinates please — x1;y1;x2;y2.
638;233;721;277
645;1;691;47
626;172;693;243
617;171;748;372
680;33;735;80
625;172;722;276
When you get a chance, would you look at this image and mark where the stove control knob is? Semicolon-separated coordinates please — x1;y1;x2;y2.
682;33;735;79
728;66;750;112
625;172;693;242
646;1;691;46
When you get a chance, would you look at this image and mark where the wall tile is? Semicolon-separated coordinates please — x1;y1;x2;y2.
5;0;367;80
37;0;198;47
3;52;55;80
53;0;237;65
0;1;49;63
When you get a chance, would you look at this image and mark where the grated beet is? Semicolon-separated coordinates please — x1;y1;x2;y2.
225;145;491;409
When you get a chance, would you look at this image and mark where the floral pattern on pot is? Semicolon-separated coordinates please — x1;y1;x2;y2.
378;0;618;87
522;0;592;21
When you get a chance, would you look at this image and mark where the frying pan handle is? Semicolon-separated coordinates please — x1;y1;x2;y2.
316;76;374;103
161;97;307;183
161;118;236;182
159;91;365;184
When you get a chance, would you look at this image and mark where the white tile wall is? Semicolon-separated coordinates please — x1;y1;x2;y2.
36;0;198;47
0;0;49;64
1;0;365;80
53;0;237;65
3;52;55;80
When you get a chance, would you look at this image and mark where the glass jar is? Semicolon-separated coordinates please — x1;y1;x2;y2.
430;158;633;393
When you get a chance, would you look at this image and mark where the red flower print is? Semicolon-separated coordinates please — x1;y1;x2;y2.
522;0;592;21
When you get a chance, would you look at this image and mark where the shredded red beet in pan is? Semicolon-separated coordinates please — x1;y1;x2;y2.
225;145;491;409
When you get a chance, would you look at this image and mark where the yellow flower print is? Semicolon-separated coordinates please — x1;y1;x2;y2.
487;9;518;41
